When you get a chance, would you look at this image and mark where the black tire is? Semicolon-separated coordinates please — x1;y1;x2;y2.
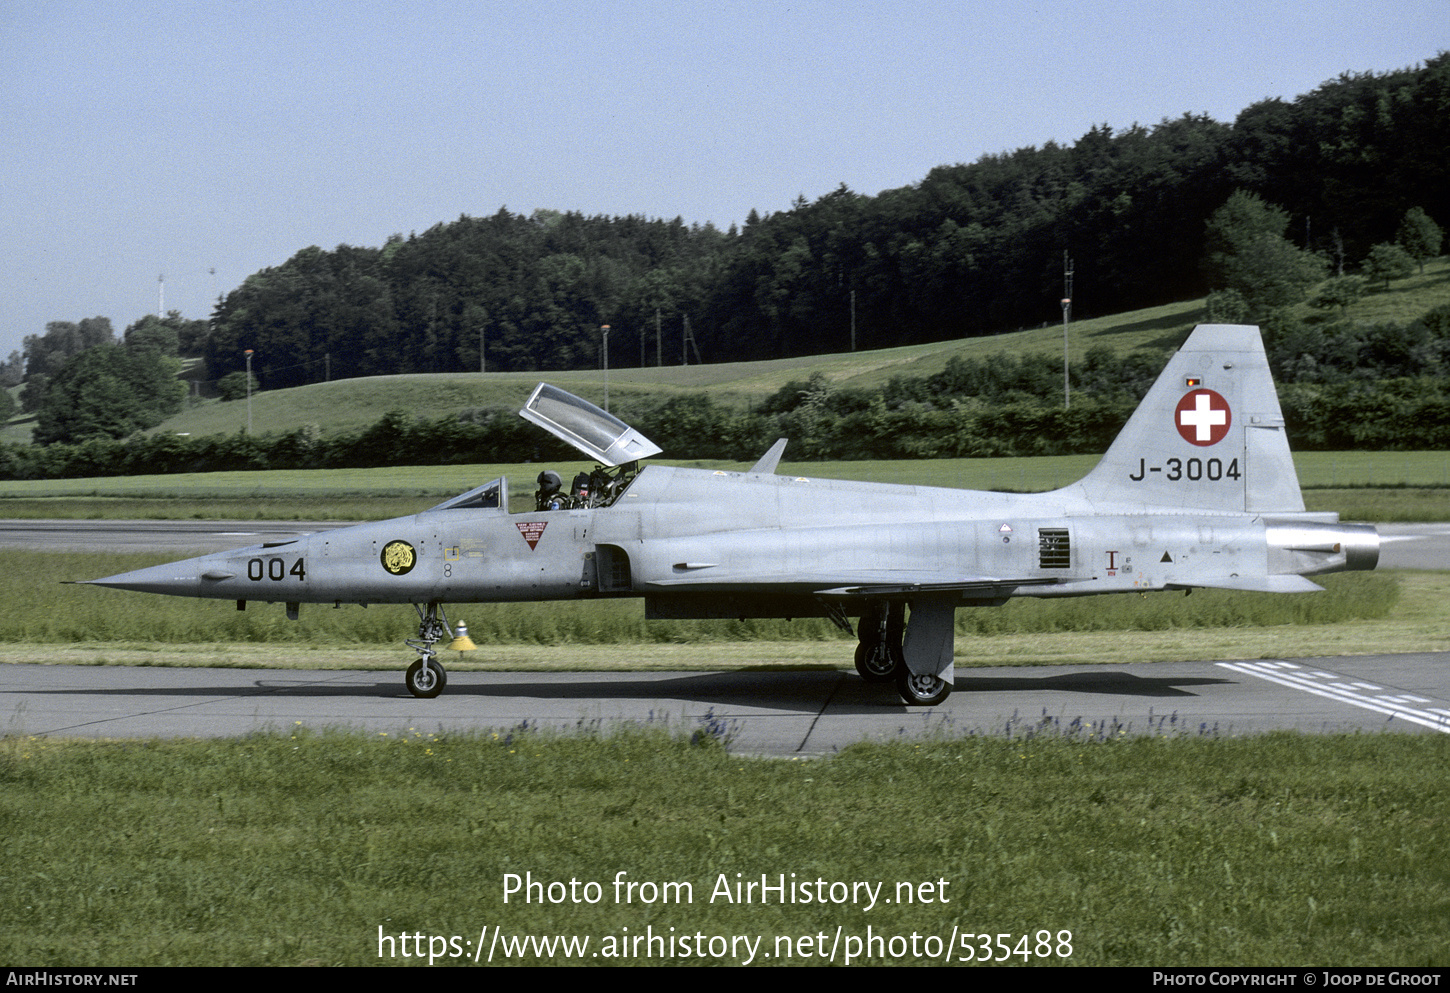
895;666;951;706
854;639;901;682
405;658;447;699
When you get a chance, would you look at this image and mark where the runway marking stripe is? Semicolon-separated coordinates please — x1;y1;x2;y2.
1217;661;1450;735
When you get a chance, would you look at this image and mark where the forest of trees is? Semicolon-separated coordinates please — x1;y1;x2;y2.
11;313;205;446
190;54;1449;390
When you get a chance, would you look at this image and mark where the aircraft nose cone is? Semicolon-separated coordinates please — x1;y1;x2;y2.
78;560;213;596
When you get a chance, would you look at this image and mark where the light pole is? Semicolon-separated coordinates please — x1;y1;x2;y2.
1061;297;1071;410
1061;250;1074;410
244;349;254;434
600;325;610;412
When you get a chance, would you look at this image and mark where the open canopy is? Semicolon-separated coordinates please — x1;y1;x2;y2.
519;384;663;466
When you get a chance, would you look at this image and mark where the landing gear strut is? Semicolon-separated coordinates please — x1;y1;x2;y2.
404;601;450;698
854;601;904;682
853;597;956;706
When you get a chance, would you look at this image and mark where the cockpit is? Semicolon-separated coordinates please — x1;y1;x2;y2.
427;384;662;515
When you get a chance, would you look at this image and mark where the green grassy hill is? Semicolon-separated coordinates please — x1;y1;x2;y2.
146;297;1211;440
10;257;1446;444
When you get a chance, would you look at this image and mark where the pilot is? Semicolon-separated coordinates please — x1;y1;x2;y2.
569;471;592;508
535;470;566;511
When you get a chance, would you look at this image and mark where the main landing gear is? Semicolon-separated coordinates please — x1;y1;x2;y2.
404;601;450;698
894;668;952;707
854;601;904;682
854;599;955;707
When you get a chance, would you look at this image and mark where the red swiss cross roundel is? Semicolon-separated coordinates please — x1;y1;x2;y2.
1175;389;1231;446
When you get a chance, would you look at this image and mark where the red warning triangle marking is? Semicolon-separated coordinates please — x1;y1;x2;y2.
516;521;547;550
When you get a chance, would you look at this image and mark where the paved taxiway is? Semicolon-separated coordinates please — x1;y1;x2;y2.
4;653;1447;754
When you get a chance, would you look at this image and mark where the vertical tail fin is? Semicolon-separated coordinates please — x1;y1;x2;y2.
1071;324;1304;513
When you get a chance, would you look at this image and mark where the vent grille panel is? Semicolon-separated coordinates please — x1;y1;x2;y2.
1038;528;1071;569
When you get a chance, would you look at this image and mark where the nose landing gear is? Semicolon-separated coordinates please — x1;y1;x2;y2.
404;601;450;698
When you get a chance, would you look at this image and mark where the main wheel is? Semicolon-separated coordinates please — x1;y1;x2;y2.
895;666;951;706
854;639;901;682
405;658;447;699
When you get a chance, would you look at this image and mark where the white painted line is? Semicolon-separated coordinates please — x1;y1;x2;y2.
1218;662;1450;734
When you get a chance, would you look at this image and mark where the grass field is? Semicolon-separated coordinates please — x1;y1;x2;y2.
1;727;1446;966
3;552;1446;968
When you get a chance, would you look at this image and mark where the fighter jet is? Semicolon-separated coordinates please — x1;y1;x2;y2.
82;324;1379;706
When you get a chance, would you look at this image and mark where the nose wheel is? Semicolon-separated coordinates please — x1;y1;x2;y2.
406;657;447;698
404;601;451;698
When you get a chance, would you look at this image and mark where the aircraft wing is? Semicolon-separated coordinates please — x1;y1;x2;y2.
642;572;1065;598
814;577;1065;597
1166;575;1325;593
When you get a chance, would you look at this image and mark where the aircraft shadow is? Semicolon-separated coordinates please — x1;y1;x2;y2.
12;667;1232;715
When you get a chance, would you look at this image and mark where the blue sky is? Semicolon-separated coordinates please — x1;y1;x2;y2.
2;0;1445;363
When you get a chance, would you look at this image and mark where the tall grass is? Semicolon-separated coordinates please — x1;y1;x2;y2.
15;551;1399;647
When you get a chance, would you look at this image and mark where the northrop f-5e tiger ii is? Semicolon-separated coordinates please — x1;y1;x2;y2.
83;324;1379;706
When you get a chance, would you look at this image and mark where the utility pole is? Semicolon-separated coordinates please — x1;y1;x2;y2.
682;315;701;365
601;324;610;412
1061;250;1074;409
244;349;254;434
850;289;856;351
